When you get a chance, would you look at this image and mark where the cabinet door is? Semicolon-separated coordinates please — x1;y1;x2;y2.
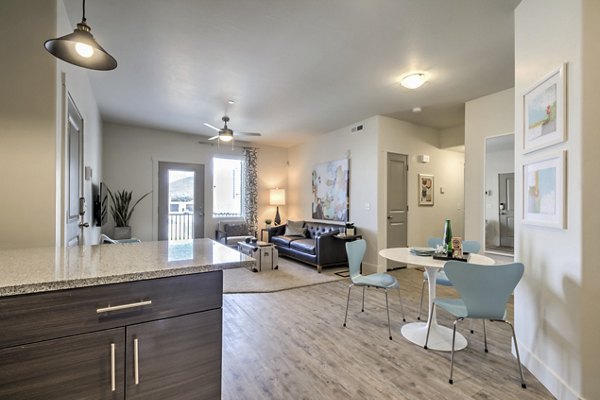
0;328;125;400
126;310;222;400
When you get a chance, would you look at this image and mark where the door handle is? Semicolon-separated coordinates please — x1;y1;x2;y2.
79;222;90;228
110;343;116;392
134;337;140;385
387;216;392;220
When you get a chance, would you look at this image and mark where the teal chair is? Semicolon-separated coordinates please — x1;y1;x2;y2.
417;238;481;321
343;239;406;340
424;261;526;388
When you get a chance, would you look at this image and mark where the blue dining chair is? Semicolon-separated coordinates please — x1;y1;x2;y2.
424;261;526;388
343;239;406;340
417;238;481;321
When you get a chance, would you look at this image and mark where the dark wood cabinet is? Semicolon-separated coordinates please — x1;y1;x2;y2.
0;271;223;400
0;328;125;400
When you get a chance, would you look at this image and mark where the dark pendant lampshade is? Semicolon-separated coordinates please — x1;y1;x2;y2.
44;0;117;71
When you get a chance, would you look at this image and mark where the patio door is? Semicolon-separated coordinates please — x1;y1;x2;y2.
158;162;205;240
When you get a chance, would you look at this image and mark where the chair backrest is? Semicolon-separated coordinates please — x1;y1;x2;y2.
427;237;443;248
462;240;481;254
443;261;524;319
345;239;366;280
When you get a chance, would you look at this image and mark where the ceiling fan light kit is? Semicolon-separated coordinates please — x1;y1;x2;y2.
44;0;117;71
400;72;428;89
204;115;261;142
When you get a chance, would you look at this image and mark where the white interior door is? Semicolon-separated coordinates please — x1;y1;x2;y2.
386;152;408;270
65;94;85;247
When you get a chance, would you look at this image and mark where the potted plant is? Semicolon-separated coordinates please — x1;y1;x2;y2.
107;187;151;239
265;219;272;229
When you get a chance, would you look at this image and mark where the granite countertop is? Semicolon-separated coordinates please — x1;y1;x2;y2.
0;239;254;297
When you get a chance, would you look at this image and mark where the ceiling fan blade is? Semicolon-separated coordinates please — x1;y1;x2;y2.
236;131;262;137
204;123;221;132
208;135;220;141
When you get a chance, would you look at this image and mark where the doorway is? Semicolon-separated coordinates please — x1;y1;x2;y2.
386;152;408;270
65;94;85;246
158;162;205;241
484;134;514;255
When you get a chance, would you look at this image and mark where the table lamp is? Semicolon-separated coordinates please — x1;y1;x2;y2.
269;188;286;226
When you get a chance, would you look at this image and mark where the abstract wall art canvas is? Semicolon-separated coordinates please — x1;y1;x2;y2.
522;150;566;229
312;158;349;221
523;64;567;153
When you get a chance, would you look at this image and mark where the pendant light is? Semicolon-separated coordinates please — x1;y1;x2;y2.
44;0;117;71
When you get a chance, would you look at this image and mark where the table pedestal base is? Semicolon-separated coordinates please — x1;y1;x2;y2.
401;322;467;352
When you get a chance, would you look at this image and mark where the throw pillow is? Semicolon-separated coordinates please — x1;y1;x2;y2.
285;220;306;236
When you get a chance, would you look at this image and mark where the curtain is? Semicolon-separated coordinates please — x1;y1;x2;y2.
242;147;258;236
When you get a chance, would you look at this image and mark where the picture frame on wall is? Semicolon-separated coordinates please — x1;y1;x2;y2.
522;150;566;229
418;173;434;206
523;63;567;153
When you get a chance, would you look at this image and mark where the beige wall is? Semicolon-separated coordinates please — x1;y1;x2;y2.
102;123;288;241
464;88;514;247
439;125;465;149
377;116;465;259
0;1;57;248
515;0;600;398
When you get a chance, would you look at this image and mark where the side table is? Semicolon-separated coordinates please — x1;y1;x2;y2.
237;241;279;272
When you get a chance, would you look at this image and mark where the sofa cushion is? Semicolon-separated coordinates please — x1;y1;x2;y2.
271;235;302;248
284;220;306;236
289;238;316;255
224;235;255;246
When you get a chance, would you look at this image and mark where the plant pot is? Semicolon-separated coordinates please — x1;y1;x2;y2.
113;226;132;240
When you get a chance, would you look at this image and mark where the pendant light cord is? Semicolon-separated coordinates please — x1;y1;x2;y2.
82;0;87;22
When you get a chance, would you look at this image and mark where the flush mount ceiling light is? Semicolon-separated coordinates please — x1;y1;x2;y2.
400;73;428;89
44;0;117;71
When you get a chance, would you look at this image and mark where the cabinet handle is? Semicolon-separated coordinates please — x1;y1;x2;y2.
110;343;116;392
96;300;152;314
134;337;140;385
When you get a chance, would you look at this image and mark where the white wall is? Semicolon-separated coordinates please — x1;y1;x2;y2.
515;0;600;398
377;116;465;256
56;0;103;246
102;123;288;241
0;1;57;248
464;88;514;247
439;125;465;149
484;147;514;246
287;116;379;270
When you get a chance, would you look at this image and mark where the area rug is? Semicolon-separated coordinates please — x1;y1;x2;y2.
223;257;347;293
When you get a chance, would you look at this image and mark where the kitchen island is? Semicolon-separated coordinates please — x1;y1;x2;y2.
0;239;253;400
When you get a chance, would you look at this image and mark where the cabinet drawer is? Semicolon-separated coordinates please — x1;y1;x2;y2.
0;271;222;349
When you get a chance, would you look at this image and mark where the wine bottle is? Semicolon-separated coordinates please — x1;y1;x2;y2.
442;219;452;253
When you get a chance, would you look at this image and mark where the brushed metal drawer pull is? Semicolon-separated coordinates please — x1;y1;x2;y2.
96;300;152;314
134;337;140;385
110;343;116;392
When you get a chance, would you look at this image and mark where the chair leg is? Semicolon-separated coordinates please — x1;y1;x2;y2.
483;320;488;352
423;303;436;349
361;286;366;312
417;278;427;320
504;320;527;389
397;287;406;322
449;318;463;384
384;288;392;340
343;284;353;327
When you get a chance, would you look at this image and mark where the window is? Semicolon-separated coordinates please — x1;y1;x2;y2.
213;157;243;217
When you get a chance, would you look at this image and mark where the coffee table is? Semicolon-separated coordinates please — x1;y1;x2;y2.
379;247;494;351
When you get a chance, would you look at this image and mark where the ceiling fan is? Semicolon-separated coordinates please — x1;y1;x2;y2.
204;116;261;142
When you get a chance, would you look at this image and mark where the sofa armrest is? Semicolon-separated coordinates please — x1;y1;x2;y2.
215;229;227;243
267;225;287;242
316;233;348;266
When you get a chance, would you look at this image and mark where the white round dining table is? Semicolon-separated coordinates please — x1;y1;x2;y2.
379;247;494;352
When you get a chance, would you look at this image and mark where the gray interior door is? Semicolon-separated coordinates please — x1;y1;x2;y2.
386;153;408;270
65;95;85;247
498;172;514;248
158;162;205;241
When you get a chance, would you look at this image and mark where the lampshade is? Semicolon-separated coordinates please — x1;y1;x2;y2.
400;73;428;89
269;189;286;206
44;0;117;71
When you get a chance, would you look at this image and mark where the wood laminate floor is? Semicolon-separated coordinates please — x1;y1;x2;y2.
222;268;553;400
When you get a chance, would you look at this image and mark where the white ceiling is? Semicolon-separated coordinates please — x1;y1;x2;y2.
63;0;521;147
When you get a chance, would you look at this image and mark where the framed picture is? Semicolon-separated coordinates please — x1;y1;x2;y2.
311;158;349;221
522;150;566;229
418;173;434;206
523;64;567;153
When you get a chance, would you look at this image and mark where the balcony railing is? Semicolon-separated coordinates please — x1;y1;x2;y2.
169;212;193;240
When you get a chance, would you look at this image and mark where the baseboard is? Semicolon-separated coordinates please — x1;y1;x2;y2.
514;338;583;400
